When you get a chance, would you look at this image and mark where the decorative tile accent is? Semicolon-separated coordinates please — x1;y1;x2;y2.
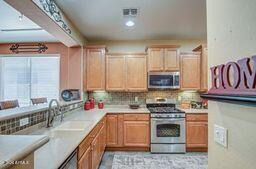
0;102;83;135
86;91;201;105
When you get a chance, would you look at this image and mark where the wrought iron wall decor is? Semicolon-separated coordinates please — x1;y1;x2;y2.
39;0;72;34
10;43;48;53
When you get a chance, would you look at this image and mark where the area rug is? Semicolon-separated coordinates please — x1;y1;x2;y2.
111;153;208;169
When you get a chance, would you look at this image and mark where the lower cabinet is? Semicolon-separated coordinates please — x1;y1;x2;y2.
186;113;208;152
123;121;150;147
106;114;119;147
78;117;106;169
106;113;150;150
77;113;149;169
78;146;91;169
91;133;101;169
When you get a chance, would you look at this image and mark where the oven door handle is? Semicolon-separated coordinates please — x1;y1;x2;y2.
151;118;185;122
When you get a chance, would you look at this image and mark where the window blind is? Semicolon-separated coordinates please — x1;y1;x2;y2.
0;56;60;107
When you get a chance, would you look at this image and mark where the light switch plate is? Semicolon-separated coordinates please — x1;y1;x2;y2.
214;124;228;147
20;118;29;126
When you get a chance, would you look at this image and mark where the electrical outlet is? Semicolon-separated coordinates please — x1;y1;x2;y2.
20;118;29;126
214;124;228;147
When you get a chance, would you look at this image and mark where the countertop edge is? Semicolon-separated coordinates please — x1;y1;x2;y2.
1;135;49;169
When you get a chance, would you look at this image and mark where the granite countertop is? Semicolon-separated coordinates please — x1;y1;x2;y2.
0;135;49;169
0;100;83;121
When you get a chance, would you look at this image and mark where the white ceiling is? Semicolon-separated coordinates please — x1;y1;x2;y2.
0;0;58;43
55;0;207;41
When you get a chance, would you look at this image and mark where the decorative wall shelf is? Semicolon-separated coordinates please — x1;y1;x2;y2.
200;93;256;103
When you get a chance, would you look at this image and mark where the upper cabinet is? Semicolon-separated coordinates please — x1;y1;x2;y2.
193;44;208;92
164;48;180;71
126;55;147;91
85;46;107;91
180;52;201;90
147;45;180;72
106;55;126;91
147;48;164;71
106;53;147;92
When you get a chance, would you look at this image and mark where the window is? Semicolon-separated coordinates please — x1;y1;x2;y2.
0;56;60;107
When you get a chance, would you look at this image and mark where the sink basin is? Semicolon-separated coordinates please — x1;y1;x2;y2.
53;121;91;131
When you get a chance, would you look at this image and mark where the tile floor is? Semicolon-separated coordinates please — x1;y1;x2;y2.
99;151;208;169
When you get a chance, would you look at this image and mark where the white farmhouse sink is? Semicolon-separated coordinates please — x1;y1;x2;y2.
53;121;91;131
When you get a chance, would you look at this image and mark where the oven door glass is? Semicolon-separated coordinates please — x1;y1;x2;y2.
157;124;180;137
151;118;185;143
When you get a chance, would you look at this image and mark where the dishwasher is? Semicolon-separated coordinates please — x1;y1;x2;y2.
58;149;77;169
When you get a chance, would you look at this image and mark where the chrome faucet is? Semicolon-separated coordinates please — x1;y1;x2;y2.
46;99;62;127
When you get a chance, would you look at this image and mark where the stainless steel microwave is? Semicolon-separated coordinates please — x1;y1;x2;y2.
148;72;180;89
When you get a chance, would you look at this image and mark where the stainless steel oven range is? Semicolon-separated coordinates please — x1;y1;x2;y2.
147;98;186;153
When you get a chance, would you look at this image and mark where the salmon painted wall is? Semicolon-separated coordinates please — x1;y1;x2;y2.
0;42;83;96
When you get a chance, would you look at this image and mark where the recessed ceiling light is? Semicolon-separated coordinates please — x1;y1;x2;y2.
126;20;135;27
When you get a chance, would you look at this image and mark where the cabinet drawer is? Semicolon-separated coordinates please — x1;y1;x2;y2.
123;114;149;121
186;114;208;122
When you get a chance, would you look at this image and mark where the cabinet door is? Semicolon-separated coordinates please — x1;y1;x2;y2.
106;55;126;91
86;48;105;90
78;146;91;169
126;55;147;91
148;48;164;71
91;134;100;169
181;53;200;90
123;121;150;147
164;48;180;71
99;123;106;159
106;115;118;147
186;121;208;148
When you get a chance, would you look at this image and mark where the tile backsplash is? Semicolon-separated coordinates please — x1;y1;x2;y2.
86;90;201;105
0;101;83;135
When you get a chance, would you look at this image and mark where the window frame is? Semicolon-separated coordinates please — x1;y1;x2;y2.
0;54;61;106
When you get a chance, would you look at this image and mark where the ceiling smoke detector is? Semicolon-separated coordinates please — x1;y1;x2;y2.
123;8;139;17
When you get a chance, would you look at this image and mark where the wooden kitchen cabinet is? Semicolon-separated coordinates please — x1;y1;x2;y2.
78;146;91;169
164;48;180;71
106;53;147;91
147;45;180;72
106;114;119;147
193;44;208;91
126;55;147;91
147;48;164;71
106;55;126;91
106;113;150;150
186;113;208;152
85;46;107;91
123;121;150;147
77;116;106;169
91;133;101;169
99;118;107;159
180;52;201;90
